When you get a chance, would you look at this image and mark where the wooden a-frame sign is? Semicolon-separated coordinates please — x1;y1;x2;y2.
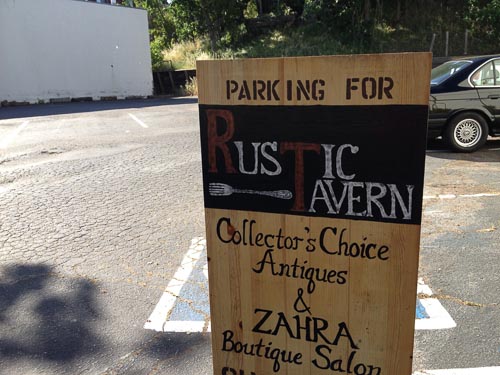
197;53;432;375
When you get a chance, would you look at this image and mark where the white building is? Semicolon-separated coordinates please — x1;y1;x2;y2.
0;0;152;104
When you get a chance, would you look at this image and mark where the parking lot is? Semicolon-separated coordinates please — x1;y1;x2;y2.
0;99;499;374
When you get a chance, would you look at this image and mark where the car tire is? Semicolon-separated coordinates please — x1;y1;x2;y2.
443;112;488;152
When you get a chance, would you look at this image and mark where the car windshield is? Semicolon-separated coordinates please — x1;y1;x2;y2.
431;60;472;85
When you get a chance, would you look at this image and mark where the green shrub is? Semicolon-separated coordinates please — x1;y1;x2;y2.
150;38;167;71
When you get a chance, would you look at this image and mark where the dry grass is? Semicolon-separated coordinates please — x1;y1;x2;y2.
183;76;198;96
163;40;211;70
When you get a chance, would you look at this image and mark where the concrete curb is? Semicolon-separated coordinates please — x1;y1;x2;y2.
0;95;185;108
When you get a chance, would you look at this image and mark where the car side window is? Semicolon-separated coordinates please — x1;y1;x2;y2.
472;61;500;87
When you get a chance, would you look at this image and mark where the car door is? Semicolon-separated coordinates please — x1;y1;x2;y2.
471;59;500;133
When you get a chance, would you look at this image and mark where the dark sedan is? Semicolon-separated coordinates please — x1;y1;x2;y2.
429;55;500;152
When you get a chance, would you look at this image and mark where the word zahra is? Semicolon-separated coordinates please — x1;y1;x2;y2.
206;109;414;220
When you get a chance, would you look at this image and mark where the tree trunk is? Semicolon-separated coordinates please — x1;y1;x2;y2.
375;0;383;22
209;30;217;54
256;0;263;15
261;0;275;14
364;0;371;21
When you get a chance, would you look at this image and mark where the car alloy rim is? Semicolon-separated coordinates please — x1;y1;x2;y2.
454;119;482;147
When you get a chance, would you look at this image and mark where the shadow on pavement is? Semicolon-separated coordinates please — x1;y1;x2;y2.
0;264;103;363
0;97;198;120
426;137;500;162
96;329;212;374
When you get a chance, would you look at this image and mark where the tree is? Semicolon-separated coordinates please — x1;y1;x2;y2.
134;0;175;45
132;0;175;70
171;0;247;53
467;0;500;52
284;0;305;16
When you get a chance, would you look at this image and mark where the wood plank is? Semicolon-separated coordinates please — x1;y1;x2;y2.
197;53;431;106
206;209;421;374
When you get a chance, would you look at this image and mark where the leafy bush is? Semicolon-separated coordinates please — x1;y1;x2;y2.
170;0;247;52
467;0;500;53
142;0;500;74
150;38;167;71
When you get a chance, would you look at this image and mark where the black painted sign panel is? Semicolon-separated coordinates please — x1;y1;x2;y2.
200;105;428;225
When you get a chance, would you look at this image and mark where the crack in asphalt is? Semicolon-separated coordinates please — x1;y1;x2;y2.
417;293;498;308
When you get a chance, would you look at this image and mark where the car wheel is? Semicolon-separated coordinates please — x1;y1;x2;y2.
443;112;488;152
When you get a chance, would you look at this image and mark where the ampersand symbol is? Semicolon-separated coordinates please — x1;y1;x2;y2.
293;288;312;315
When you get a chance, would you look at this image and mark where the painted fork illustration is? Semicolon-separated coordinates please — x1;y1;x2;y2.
208;183;293;200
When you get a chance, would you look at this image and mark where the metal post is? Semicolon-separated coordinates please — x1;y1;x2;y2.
464;30;469;55
445;31;449;57
429;33;436;52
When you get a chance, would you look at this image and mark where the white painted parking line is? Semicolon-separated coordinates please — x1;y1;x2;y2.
424;192;500;200
459;193;500;198
146;240;456;333
488;147;500;151
438;194;456;199
414;366;500;375
144;237;207;333
128;113;148;128
0;120;29;149
415;278;456;330
162;321;211;333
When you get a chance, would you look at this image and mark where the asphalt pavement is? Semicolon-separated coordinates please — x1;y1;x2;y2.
0;99;499;374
